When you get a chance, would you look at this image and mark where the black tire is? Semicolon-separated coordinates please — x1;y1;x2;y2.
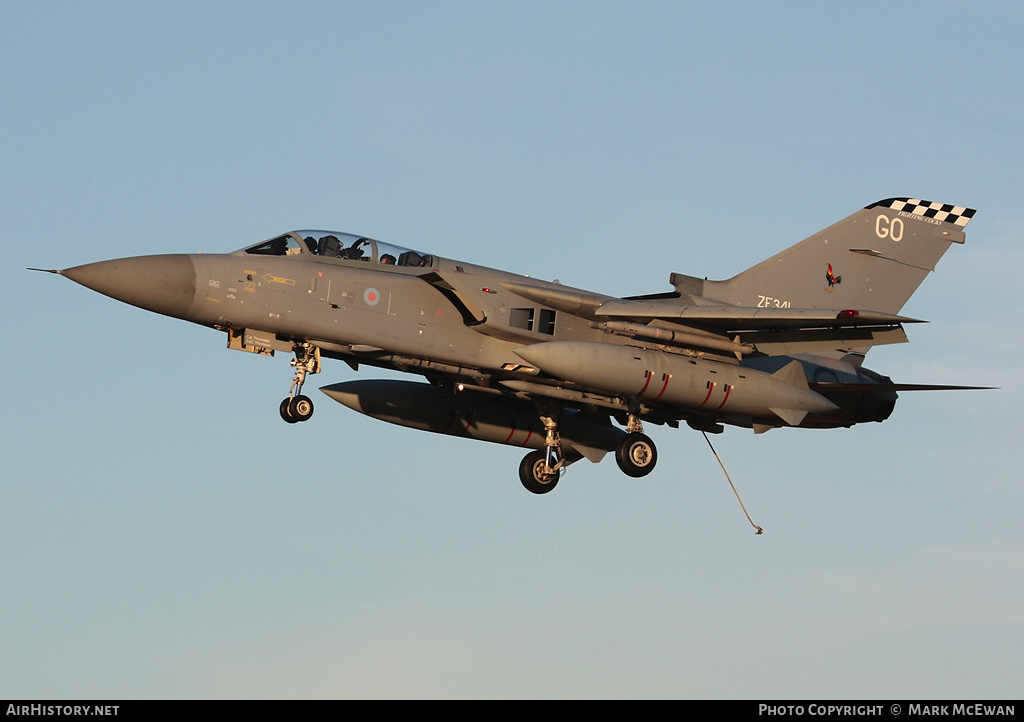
280;397;299;423
519;450;559;494
615;432;657;477
289;395;314;422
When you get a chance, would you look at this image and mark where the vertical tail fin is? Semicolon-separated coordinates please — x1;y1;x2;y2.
690;198;975;314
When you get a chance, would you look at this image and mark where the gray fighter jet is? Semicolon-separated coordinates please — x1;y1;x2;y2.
35;198;982;493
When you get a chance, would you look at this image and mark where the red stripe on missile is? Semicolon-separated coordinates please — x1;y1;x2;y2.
714;384;732;411
698;381;716;408
638;370;653;396
654;373;671;400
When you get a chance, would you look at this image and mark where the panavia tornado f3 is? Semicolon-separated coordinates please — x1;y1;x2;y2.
36;198;984;493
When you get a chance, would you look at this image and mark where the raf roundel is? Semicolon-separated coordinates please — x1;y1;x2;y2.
363;287;381;306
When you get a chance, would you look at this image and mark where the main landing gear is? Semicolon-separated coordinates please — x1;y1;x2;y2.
616;432;657;477
519;449;560;494
518;412;566;494
517;410;658;493
280;343;320;424
616;414;657;478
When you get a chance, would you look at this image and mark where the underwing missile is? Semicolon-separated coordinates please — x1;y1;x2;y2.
515;341;838;426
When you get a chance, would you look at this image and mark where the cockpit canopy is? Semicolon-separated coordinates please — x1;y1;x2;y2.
242;230;433;269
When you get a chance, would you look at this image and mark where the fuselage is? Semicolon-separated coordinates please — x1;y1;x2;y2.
47;197;978;493
59;229;895;433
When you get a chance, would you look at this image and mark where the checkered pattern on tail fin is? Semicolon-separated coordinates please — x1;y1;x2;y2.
866;198;976;227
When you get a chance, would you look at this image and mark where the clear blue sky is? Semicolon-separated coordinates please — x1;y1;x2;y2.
2;1;1021;698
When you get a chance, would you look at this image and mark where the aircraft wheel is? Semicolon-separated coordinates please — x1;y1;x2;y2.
289;395;314;422
615;432;657;477
280;397;299;424
519;450;559;494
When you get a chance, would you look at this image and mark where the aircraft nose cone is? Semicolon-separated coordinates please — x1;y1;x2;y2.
61;254;197;319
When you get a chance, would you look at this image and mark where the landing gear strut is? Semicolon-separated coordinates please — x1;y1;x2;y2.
518;411;566;494
280;343;320;424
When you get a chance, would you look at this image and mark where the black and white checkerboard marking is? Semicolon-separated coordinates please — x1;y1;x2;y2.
866;198;976;227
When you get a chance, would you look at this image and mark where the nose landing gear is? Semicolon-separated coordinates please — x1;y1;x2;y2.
279;343;320;423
